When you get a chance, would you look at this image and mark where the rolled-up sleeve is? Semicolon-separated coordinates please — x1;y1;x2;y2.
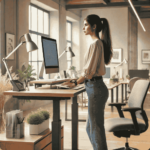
82;41;102;79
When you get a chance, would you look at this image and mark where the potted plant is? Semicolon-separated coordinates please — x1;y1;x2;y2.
27;109;50;134
126;75;130;81
18;64;36;90
0;66;18;133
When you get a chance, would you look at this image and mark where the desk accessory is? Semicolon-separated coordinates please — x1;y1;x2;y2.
27;109;50;135
2;33;38;91
114;58;128;79
6;110;24;139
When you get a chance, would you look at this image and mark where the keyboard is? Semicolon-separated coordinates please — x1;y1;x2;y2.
56;84;85;90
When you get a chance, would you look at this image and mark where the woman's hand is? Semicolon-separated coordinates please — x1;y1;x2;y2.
62;81;76;88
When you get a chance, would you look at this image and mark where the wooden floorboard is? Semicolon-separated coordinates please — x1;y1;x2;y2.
23;99;150;150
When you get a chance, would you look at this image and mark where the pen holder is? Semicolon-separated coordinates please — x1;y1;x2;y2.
15;122;24;139
6;122;24;139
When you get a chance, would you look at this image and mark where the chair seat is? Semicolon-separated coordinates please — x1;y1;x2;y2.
105;118;146;132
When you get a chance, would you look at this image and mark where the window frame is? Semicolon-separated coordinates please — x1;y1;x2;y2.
29;4;50;79
66;20;72;67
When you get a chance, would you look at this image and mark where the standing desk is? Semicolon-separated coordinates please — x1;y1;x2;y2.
4;86;85;150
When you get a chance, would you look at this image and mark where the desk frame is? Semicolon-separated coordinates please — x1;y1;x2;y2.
4;87;85;150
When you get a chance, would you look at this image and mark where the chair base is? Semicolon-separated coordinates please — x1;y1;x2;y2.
113;142;138;150
113;148;138;150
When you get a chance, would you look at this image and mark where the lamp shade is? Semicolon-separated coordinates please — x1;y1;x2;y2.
68;47;75;57
24;34;38;52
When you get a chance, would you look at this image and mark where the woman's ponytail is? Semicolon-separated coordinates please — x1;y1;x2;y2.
100;18;112;65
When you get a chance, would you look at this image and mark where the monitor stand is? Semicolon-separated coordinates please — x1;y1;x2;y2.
39;61;44;79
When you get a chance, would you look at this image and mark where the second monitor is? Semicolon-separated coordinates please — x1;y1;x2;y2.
41;36;59;74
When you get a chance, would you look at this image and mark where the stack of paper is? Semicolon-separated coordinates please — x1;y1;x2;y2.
6;110;24;139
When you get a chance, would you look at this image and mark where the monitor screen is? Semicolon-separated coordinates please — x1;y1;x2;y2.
41;36;59;74
103;67;110;78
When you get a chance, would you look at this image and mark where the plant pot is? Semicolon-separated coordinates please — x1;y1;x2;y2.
29;119;49;135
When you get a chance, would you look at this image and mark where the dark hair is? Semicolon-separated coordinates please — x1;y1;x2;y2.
85;14;112;65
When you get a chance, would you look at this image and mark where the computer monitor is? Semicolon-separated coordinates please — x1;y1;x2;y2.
41;36;59;74
103;67;110;78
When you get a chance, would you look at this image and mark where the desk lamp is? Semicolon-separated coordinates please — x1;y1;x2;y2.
39;46;75;79
2;33;38;91
114;58;128;79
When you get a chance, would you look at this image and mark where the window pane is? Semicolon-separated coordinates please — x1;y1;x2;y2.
29;5;31;30
31;6;37;32
38;9;43;33
29;50;32;61
31;62;38;79
66;22;71;41
29;61;32;66
44;12;49;34
38;35;43;61
31;34;38;61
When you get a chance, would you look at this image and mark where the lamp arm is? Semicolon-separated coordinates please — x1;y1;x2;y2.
114;59;127;68
114;61;124;68
4;42;25;60
59;50;66;59
2;41;25;80
2;58;13;80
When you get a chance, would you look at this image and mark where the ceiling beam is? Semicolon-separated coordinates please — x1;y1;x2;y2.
66;1;150;10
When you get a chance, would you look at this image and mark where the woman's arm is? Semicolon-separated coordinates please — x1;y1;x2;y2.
77;76;85;85
62;76;85;88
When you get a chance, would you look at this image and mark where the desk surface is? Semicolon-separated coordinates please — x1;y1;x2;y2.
3;85;85;98
30;78;70;85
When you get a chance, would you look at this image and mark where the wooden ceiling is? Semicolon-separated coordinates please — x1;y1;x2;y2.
65;0;150;18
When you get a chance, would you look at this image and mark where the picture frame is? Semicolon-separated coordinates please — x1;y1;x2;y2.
6;33;15;60
111;48;122;63
141;49;150;64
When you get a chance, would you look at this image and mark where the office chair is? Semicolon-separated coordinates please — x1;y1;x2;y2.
128;77;141;92
105;80;150;150
124;77;142;102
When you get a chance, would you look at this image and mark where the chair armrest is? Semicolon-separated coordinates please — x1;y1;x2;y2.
108;102;126;106
108;103;126;118
122;107;141;135
122;107;141;112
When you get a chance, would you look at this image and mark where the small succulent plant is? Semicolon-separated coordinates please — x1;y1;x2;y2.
40;110;50;120
27;112;45;125
27;109;50;125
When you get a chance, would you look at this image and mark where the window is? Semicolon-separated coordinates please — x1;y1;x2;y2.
66;20;72;69
29;4;50;79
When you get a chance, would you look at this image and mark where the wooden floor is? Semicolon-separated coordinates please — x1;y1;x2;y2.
23;98;150;150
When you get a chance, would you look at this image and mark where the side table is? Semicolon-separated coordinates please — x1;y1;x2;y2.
0;124;64;150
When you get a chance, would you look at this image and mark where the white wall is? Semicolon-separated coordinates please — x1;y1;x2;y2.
138;18;150;70
80;7;128;79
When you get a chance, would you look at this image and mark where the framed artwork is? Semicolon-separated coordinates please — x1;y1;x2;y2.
6;33;15;60
141;49;150;64
111;48;122;63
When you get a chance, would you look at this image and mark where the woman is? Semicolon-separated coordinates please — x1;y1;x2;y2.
62;14;112;150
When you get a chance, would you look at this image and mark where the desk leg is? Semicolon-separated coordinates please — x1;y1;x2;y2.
72;96;78;150
111;89;114;112
125;84;127;100
122;84;124;103
116;86;118;103
52;99;61;150
65;100;68;121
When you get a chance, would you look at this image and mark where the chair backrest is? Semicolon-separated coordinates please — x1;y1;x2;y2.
128;80;150;120
128;77;141;91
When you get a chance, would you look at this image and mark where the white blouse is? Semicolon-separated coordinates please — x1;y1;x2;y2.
82;39;106;79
